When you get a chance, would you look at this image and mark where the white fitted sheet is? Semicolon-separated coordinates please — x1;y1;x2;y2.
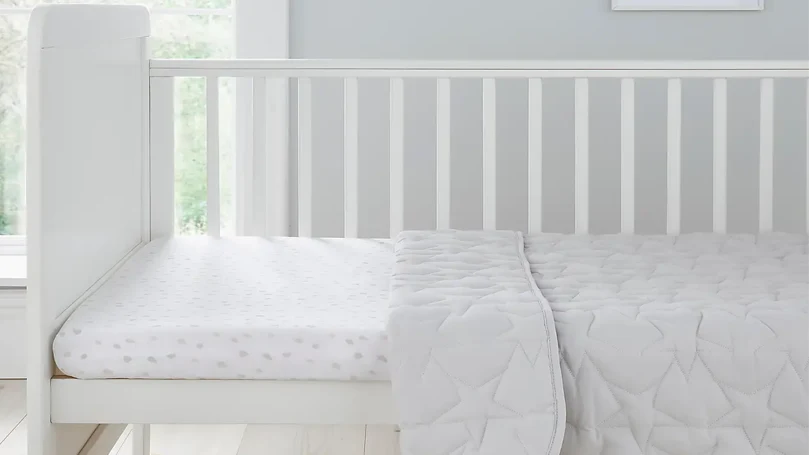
54;236;393;380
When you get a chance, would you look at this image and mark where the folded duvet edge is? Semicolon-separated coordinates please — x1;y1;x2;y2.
387;229;565;455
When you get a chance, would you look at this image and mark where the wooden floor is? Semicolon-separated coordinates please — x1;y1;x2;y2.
0;381;399;455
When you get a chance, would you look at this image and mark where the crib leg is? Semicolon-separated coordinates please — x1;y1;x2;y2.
132;424;151;455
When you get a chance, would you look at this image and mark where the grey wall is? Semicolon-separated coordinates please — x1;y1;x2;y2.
286;0;809;237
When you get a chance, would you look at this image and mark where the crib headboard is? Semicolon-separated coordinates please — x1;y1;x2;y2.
26;6;149;450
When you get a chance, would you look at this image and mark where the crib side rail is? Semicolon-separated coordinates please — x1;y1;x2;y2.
148;59;809;238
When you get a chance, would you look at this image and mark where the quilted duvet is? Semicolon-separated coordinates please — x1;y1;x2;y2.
388;231;807;455
388;230;566;455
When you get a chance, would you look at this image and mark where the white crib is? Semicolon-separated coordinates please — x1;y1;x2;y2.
26;4;809;455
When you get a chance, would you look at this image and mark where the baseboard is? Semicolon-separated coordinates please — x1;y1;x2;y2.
0;289;26;379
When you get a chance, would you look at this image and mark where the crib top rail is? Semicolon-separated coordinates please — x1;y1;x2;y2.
149;58;809;78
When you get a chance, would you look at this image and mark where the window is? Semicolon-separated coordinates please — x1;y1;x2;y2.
0;0;235;243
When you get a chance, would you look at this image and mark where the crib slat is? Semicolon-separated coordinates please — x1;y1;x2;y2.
436;78;451;230
713;78;728;234
806;78;809;234
759;78;774;232
574;78;589;234
266;77;290;237
251;77;267;236
298;77;313;237
528;78;543;234
482;78;497;230
206;76;221;237
389;78;405;239
149;77;175;237
620;78;635;234
344;77;359;238
667;78;682;235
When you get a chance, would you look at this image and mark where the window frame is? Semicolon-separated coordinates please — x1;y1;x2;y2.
0;0;291;254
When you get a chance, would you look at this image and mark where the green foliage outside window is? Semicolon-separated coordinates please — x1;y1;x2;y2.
0;0;234;236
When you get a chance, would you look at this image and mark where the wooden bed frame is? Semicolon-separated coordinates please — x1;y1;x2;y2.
26;4;809;455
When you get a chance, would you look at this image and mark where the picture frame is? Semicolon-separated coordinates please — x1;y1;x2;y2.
612;0;763;10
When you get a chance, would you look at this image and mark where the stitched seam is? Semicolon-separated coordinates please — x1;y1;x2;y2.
515;231;564;455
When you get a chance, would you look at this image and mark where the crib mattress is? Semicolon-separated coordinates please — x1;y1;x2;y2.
53;236;393;380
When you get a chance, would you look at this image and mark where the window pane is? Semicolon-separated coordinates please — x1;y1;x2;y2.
0;15;26;235
151;14;231;59
155;15;234;235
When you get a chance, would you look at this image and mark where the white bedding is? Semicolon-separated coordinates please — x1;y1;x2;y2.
525;233;808;455
388;231;565;455
54;232;808;454
54;236;393;380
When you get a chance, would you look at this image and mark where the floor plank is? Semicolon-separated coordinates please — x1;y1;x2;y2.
148;425;246;455
238;425;366;455
0;381;25;445
0;417;26;455
364;425;399;455
237;425;303;455
300;426;365;455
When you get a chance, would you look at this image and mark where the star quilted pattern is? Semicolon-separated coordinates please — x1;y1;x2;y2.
524;233;808;455
389;230;565;455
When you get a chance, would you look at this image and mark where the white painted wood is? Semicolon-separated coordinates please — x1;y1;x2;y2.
235;0;290;237
0;381;25;442
528;78;543;234
574;78;589;234
28;4;150;48
759;78;774;232
612;0;762;10
389;78;405;239
149;77;175;238
667;78;682;235
298;78;314;237
250;77;268;237
620;78;635;234
436;78;451;230
344;77;360;238
482;78;497;230
52;379;396;425
153;67;807;80
140;40;151;242
365;425;400;455
0;254;25;287
806;78;809;234
266;78;290;237
0;297;26;378
131;425;149;455
27;8;149;452
207;76;221;237
152;59;809;72
713;78;729;233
